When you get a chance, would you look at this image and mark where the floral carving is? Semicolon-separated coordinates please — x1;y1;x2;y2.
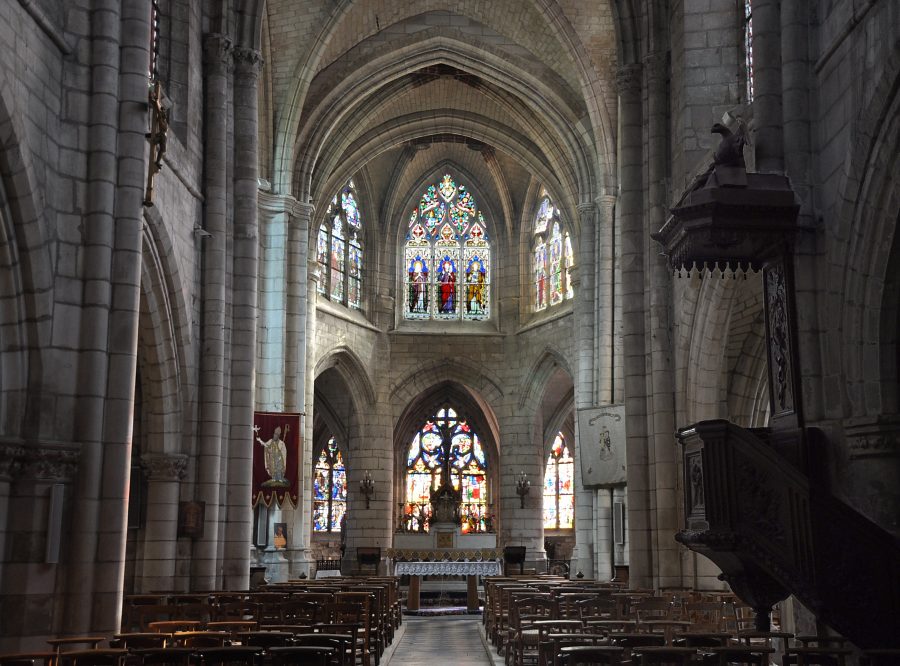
142;453;188;481
765;263;794;414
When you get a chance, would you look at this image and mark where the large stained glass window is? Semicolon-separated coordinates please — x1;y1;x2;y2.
313;437;347;532
743;0;754;103
532;191;575;312
543;433;574;530
402;406;490;533
318;180;363;309
404;175;490;321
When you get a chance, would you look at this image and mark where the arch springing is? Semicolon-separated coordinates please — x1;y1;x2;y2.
313;437;347;532
404;175;490;321
318;180;363;309
532;191;575;311
402;406;490;533
543;433;574;529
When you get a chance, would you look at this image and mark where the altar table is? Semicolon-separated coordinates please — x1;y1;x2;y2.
394;559;503;612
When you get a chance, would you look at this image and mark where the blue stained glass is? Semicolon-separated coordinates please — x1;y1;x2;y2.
439;175;456;201
342;190;360;227
313;437;346;532
422;431;442;452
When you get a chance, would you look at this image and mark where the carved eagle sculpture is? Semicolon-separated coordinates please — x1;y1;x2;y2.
674;120;749;207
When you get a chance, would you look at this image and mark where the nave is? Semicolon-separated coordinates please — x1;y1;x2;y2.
384;616;496;666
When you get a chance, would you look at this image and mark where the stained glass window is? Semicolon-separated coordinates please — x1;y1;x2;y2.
319;180;363;309
532;191;575;312
743;0;754;103
543;433;574;530
402;406;490;533
404;176;490;321
313;437;347;532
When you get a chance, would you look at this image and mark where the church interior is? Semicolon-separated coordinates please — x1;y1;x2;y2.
0;0;898;662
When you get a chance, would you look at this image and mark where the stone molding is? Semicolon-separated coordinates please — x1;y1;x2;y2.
642;51;668;83
0;442;80;482
844;417;900;460
142;453;189;481
615;63;642;95
258;192;314;220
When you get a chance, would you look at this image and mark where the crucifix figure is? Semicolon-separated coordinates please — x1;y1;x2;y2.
144;80;170;206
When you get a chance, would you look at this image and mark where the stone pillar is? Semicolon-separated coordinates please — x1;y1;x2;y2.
593;490;613;580
751;0;783;173
617;61;652;588
645;50;681;590
298;254;320;575
193;33;232;590
1;444;79;648
223;45;263;590
595;195;618;405
570;202;597;579
139;454;187;592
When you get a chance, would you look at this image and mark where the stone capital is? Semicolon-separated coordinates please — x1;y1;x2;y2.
203;33;233;67
142;453;189;481
615;63;642;95
232;47;264;77
19;444;80;482
0;442;26;481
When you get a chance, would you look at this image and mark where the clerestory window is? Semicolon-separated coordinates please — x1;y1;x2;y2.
532;191;575;312
317;181;364;309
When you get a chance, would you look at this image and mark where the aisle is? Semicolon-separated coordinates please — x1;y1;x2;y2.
384;615;497;666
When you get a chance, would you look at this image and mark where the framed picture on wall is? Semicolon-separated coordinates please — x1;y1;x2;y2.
273;522;287;549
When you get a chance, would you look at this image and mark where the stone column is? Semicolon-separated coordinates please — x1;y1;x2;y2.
645;50;681;589
139;453;187;592
617;61;652;588
193;33;232;590
751;0;783;173
595;195;618;405
570;202;597;579
222;45;263;590
593;490;613;580
298;255;320;575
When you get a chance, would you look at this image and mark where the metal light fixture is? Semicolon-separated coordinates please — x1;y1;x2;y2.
516;470;531;508
360;470;375;509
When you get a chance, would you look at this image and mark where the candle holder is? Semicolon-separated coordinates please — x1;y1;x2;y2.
516;471;531;508
360;470;375;509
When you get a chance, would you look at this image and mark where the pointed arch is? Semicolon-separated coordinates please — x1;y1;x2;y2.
518;347;574;410
314;345;377;414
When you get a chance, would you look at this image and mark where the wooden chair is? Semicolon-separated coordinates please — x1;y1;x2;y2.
546;633;608;666
205;622;258;637
191;646;264;666
268;646;335;666
706;645;775;665
558;645;624;665
236;632;296;649
56;650;128;666
784;647;852;666
312;624;361;666
683;602;726;632
508;597;557;666
291;634;353;666
110;633;170;649
130;647;195;666
148;621;202;634
630;646;697;665
169;632;229;648
534;621;585;666
0;653;57;666
576;598;617;621
323;604;370;666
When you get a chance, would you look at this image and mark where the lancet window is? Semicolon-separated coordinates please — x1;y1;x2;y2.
743;0;754;103
313;437;347;532
532;192;575;312
404;175;491;321
402;406;490;533
317;181;363;309
543;433;574;530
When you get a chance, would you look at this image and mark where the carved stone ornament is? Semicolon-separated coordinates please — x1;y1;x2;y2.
232;47;264;75
0;442;26;480
844;417;900;460
17;444;80;482
142;453;189;481
687;452;705;512
203;33;233;66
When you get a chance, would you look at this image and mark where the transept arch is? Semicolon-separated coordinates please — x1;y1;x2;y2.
313;346;377;415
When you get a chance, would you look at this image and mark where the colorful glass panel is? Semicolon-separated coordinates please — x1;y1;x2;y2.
402;405;489;533
342;190;360;228
403;175;490;321
534;196;552;234
348;234;362;308
564;232;575;299
406;251;430;317
549;222;564;305
534;242;547;311
312;437;347;532
316;224;329;294
543;433;574;530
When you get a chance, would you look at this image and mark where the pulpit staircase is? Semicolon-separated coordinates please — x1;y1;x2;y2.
651;146;900;651
675;420;900;649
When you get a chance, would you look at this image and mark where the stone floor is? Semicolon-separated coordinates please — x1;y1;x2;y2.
383;615;501;666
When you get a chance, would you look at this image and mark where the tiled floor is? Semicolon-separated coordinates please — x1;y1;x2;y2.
384;615;499;666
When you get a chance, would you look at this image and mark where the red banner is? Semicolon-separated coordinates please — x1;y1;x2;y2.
252;412;302;507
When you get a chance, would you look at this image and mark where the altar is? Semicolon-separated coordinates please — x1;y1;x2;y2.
389;526;499;612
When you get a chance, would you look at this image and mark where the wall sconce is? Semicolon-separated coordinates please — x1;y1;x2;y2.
360;470;375;509
516;471;530;508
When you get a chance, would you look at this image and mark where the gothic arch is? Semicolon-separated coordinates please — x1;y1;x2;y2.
518;347;574;411
271;1;617;198
314;345;377;414
137;207;193;455
390;356;505;414
0;70;53;437
828;54;900;417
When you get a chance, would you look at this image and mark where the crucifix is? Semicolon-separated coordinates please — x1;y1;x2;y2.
144;79;170;206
